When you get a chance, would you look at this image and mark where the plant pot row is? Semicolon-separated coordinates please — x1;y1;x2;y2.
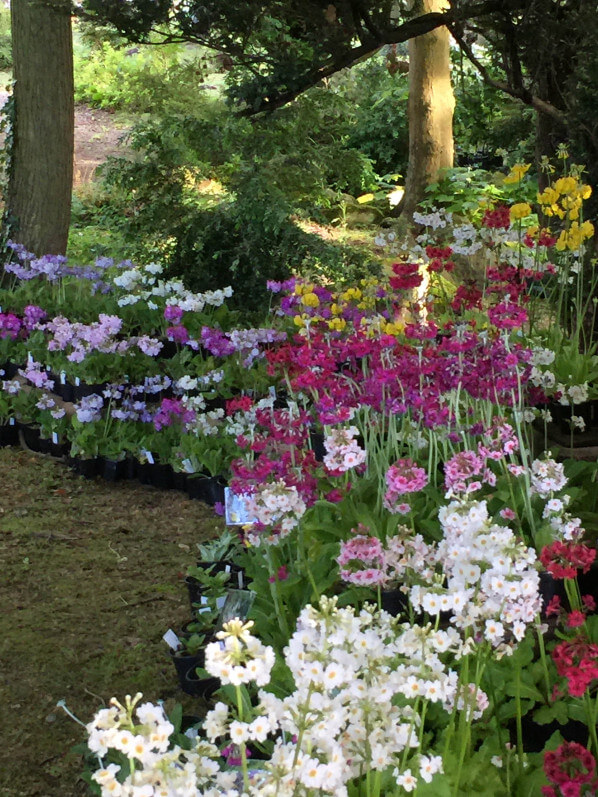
67;453;227;503
169;646;220;698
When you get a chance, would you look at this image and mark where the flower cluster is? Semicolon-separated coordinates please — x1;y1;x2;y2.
383;458;428;513
543;742;598;796
86;693;232;797
323;425;366;474
205;619;275;687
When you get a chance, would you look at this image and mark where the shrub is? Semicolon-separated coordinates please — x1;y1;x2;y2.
73;34;214;113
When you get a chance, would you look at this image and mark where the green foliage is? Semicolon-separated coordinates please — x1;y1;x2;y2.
90;92;380;310
73;34;213;113
452;50;535;167
333;53;410;177
419;165;538;220
0;6;11;70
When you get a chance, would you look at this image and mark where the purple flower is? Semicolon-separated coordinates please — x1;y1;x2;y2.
164;305;183;324
23;305;47;330
0;313;22;340
166;325;189;344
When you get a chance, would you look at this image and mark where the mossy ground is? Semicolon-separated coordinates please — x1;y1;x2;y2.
0;446;224;796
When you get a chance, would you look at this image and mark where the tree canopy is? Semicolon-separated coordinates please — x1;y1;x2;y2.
77;1;520;113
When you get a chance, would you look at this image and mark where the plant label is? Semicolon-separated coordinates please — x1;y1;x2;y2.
162;629;180;650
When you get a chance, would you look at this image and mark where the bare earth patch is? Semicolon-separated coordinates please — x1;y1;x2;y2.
73;103;130;187
0;447;223;796
0;92;130;187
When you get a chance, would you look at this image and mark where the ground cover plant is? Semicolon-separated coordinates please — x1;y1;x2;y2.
2;156;598;794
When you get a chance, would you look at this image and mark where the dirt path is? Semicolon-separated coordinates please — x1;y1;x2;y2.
73;103;130;186
0;92;130;186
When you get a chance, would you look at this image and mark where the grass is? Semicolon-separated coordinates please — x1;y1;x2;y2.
0;446;224;796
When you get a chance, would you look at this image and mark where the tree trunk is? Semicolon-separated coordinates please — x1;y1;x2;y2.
401;0;454;219
5;0;74;256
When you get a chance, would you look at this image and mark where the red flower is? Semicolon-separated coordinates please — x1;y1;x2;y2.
540;541;596;580
389;262;423;291
482;204;511;229
567;610;586;628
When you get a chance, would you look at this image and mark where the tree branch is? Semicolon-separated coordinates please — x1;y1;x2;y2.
237;2;506;116
448;23;566;124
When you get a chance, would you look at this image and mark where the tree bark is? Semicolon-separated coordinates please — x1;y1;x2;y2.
401;0;454;219
5;0;74;255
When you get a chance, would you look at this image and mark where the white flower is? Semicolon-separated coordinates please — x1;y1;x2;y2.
395;768;418;791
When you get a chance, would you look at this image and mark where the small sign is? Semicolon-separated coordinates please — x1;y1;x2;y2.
182;458;195;474
60;371;66;385
224;487;256;525
52;432;59;445
162;629;180;650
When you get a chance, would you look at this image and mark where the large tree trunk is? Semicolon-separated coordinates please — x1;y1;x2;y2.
5;0;74;256
401;0;454;219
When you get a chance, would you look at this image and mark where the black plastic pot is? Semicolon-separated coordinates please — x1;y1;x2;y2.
380;589;409;617
512;715;589;753
547;401;594;435
0;361;19;378
172;471;188;492
183;668;220;698
185;576;205;610
158;340;179;360
18;422;44;453
136;460;174;490
151;462;174;490
186;475;226;506
69;456;101;479
0;421;19;447
170;649;203;690
100;458;128;482
309;431;326;462
55;382;74;403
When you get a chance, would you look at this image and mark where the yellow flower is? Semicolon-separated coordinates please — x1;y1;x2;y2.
504;163;531;184
554;176;577;195
580;184;592;200
581;220;595;238
301;292;320;308
537;187;559;205
341;287;362;302
383;320;404;336
328;317;346;331
293;315;305;327
555;221;593;252
330;302;342;316
510;202;532;221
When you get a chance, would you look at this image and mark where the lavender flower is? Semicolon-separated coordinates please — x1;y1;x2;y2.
74;394;104;423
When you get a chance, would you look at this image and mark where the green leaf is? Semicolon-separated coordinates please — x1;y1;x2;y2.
168;702;183;733
533;701;569;725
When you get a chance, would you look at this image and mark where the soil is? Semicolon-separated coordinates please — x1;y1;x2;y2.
73;104;130;187
0;446;225;796
0;91;130;186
